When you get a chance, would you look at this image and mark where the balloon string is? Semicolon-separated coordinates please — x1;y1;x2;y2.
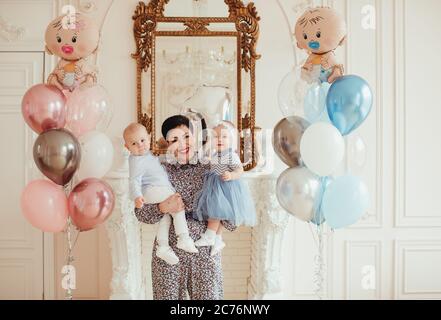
311;177;333;300
65;217;73;300
63;181;80;300
308;222;319;248
313;223;325;300
313;176;327;223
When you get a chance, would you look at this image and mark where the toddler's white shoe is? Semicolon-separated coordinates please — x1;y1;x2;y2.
156;246;179;265
176;236;199;253
210;238;226;256
194;233;216;247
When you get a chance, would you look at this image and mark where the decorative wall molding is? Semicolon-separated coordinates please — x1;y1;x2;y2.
344;240;381;299
395;240;441;299
0;51;45;299
348;0;383;229
0;15;25;42
394;0;441;228
247;175;289;299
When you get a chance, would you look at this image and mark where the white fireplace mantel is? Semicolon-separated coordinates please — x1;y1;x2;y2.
104;138;289;300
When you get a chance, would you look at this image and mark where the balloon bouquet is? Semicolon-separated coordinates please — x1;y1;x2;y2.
273;6;372;298
274;6;372;230
20;13;115;299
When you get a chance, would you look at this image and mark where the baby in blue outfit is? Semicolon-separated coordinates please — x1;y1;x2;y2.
124;123;198;265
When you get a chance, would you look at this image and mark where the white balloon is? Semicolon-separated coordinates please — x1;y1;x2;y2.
77;131;114;180
300;122;345;176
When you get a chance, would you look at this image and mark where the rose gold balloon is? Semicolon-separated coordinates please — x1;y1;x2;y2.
68;178;115;231
20;179;68;233
22;84;66;133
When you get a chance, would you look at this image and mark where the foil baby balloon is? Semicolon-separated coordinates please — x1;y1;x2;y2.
295;7;347;84
45;13;99;92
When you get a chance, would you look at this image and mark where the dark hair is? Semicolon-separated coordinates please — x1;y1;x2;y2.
161;114;208;142
161;115;189;139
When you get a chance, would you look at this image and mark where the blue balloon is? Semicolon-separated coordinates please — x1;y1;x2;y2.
326;75;373;135
304;82;331;124
321;175;370;229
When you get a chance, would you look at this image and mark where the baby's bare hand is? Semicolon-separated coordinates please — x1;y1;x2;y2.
135;196;144;209
221;171;232;181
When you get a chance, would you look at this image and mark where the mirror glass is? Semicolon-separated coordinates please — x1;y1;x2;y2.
154;36;238;144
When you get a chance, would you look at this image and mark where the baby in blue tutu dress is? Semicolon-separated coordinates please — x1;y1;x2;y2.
193;121;256;256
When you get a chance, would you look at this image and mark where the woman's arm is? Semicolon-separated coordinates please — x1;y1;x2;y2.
134;203;163;225
134;193;185;224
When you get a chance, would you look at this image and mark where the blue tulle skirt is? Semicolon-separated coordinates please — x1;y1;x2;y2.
193;172;256;227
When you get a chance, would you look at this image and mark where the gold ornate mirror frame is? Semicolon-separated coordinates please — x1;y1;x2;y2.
132;0;260;170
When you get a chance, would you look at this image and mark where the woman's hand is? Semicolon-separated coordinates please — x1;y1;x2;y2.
158;193;185;214
135;196;145;209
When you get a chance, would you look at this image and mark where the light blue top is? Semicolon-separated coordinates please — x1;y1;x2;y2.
128;152;173;200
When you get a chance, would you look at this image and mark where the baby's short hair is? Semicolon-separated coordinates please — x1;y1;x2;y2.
214;120;236;132
123;122;148;142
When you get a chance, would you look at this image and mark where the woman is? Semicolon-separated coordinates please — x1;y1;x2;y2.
134;115;236;300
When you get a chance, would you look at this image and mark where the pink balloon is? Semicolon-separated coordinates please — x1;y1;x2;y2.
68;178;115;231
20;180;68;232
66;85;112;137
21;84;67;134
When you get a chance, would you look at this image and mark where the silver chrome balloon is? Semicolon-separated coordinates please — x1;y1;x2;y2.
33;128;81;186
272;116;310;167
276;167;322;221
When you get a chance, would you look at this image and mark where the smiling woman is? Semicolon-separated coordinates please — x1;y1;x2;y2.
162;115;197;165
134;115;236;300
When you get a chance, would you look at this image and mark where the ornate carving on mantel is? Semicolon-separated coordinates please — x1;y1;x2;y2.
0;16;25;42
246;175;289;299
104;138;145;300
